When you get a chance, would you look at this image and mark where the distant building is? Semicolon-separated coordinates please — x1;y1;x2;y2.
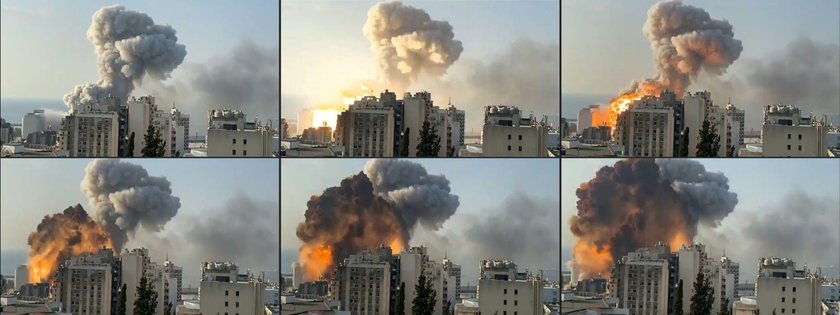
0;117;13;144
22;109;46;139
760;105;828;157
280;118;289;139
725;102;745;154
206;109;273;157
683;91;727;157
577;105;605;131
199;261;267;315
335;96;396;157
301;125;333;144
297;281;328;299
164;259;183;302
59;109;120;157
292;262;303;289
580;126;611;144
755;257;822;315
481;105;548;157
476;259;543;315
25;130;58;146
14;265;27;292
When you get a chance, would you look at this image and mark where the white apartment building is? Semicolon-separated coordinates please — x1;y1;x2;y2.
755;257;822;315
53;248;121;315
15;265;27;292
59;110;120;157
427;107;451;156
446;104;466;152
200;279;266;315
403;91;434;157
206;109;273;157
477;260;543;315
683;91;728;157
615;96;675;157
611;246;671;315
332;248;394;315
399;246;429;314
481;105;548;157
22;109;46;138
166;106;190;157
761;105;828;157
335;97;396;157
725;103;745;154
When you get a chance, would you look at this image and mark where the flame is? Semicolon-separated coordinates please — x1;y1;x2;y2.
28;220;112;283
605;83;664;135
669;230;690;252
342;83;375;106
389;238;404;255
573;241;613;280
300;244;333;281
311;108;342;130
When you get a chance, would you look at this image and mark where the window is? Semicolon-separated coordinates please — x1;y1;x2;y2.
782;297;785;302
507;145;511;151
793;287;796;292
518;135;522;140
514;300;518;305
787;145;791;150
798;134;801;140
783;286;786;292
507;134;511;140
225;290;229;296
225;301;228;307
233;138;236;144
787;134;791;139
236;291;239;296
235;302;239;307
781;308;785;313
232;149;236;155
504;289;507;294
792;309;795;313
792;298;796;303
243;139;247;144
798;145;801;151
518;146;522;152
504;300;507;305
243;150;247;156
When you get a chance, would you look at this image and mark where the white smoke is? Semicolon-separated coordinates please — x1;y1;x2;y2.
64;5;186;113
623;0;743;95
81;159;181;251
363;1;463;89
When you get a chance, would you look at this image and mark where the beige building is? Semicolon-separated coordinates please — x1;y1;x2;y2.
200;280;266;315
615;96;676;157
206;109;273;157
476;260;543;315
760;105;828;157
683;91;728;157
121;248;151;315
611;247;670;314
59;111;120;157
335;97;395;157
403;91;434;157
54;254;114;314
332;247;394;315
481;105;548;157
755;258;822;315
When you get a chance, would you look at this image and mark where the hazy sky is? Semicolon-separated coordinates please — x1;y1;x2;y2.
0;158;279;286
281;0;560;132
1;0;280;133
561;158;840;279
281;158;560;283
561;0;840;130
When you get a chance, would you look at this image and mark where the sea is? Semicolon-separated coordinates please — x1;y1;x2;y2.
0;249;27;275
0;98;68;127
561;93;615;120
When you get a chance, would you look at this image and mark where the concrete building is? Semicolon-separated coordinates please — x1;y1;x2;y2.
761;105;828;157
580;126;611;144
121;248;151;315
446;103;466;152
399;246;430;314
200;275;266;315
332;246;396;315
292;262;303;289
611;246;670;314
59;110;120;157
755;257;822;315
823;281;840;302
301;125;333;144
54;248;120;315
477;260;543;315
25;130;58;146
721;254;741;296
15;265;27;292
481;105;548;157
206;109;273;157
442;257;462;313
164;259;183;302
335;96;396;157
0;117;13;144
577;105;606;130
403;91;434;157
280;118;289;139
22;109;46;139
733;295;758;314
725;102;745;154
683;91;727;157
297;108;313;136
615;96;676;157
678;244;710;314
166;105;190;157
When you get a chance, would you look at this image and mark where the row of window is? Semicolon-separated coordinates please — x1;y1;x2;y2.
231;150;247;156
231;139;248;144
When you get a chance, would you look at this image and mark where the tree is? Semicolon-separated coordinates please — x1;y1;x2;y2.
116;284;127;315
416;121;441;157
133;276;158;315
164;301;173;315
412;274;437;315
718;297;730;315
674;279;684;315
690;271;715;315
395;282;406;315
679;127;690;157
727;145;736;157
696;119;721;157
444;299;452;315
126;132;135;157
399;128;411;157
447;146;456;157
771;309;776;315
140;124;166;157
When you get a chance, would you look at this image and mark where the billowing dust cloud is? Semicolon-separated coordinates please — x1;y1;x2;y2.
364;1;463;88
81;159;181;252
569;159;737;280
27;204;113;283
604;0;743;130
296;159;458;281
64;5;186;112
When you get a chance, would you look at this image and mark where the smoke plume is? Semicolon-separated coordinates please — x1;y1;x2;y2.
27;204;113;282
623;0;743;96
63;5;186;112
570;159;737;280
81;159;181;252
364;1;463;88
296;159;459;280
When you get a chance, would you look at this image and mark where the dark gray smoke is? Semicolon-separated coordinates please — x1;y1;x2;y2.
745;37;840;117
743;192;840;269
364;159;459;231
467;38;559;121
464;195;560;267
64;5;186;112
184;194;280;270
656;159;739;226
363;1;463;88
623;0;743;96
81;159;181;251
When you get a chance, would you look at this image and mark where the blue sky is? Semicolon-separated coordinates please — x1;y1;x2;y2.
1;159;279;250
561;0;840;94
0;0;279;99
561;158;840;278
281;158;560;280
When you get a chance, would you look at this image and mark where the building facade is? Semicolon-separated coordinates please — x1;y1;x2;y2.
761;105;828;157
481;105;548;157
615;97;676;157
206;109;273;157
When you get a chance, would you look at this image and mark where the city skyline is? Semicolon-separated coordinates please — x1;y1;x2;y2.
281;0;560;133
561;0;840;131
281;158;560;283
0;158;280;287
561;158;840;280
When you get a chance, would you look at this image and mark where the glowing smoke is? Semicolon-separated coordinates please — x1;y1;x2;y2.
64;5;186;112
296;159;459;280
364;1;463;88
569;159;737;280
27;204;113;283
81;159;181;252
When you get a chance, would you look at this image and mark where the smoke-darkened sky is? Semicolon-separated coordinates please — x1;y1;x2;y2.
561;0;840;130
281;159;560;283
0;159;279;287
561;159;840;280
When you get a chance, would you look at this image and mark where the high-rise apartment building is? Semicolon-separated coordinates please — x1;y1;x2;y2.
755;258;822;315
683;91;728;157
761;105;828;157
335;96;396;157
22;109;46;139
206;109;273;157
164;259;183;302
611;245;671;314
332;247;396;315
477;260;544;315
59;110;120;157
53;248;121;315
725;102;745;154
199;261;267;315
481;105;548;157
615;96;676;157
